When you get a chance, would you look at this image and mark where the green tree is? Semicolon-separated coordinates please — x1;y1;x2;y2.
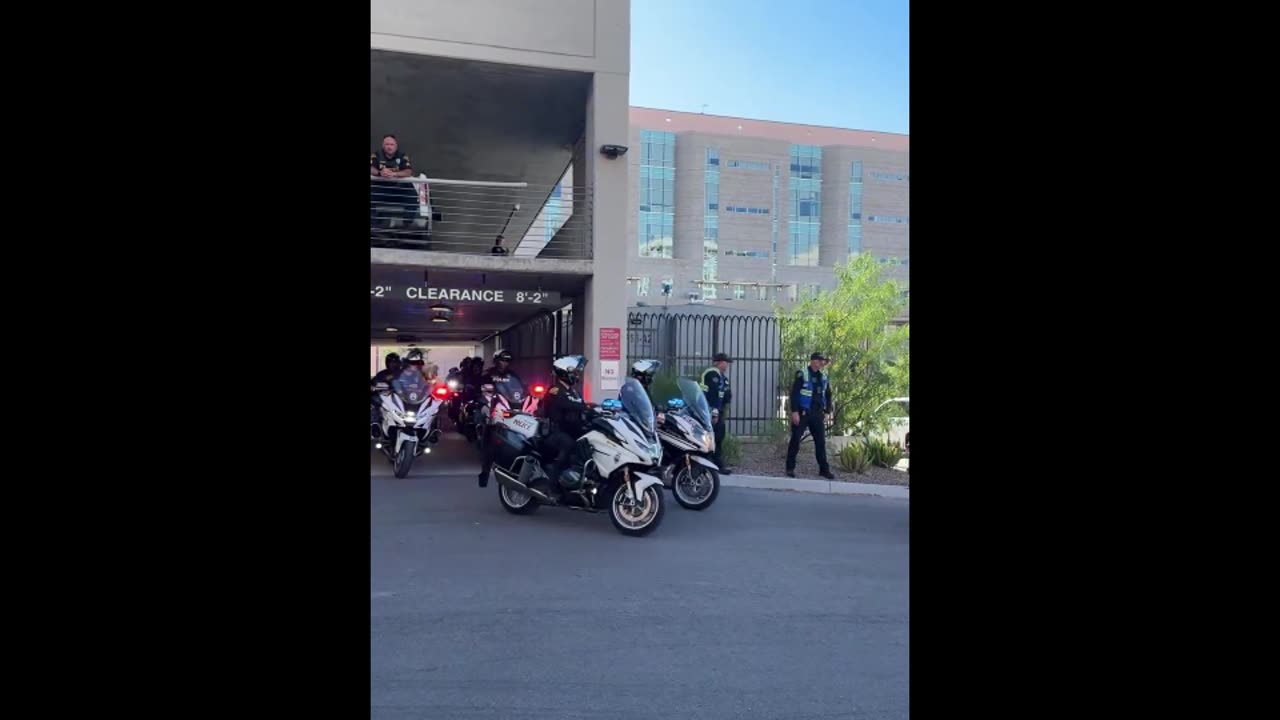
777;254;909;436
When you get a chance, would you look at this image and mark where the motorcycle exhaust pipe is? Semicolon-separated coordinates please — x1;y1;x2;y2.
493;468;553;503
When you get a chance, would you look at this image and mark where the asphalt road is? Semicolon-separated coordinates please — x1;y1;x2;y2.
371;435;909;719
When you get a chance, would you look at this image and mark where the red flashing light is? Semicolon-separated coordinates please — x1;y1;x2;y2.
433;385;450;399
532;384;546;396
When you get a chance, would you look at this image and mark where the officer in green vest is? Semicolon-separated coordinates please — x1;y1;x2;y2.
700;352;733;475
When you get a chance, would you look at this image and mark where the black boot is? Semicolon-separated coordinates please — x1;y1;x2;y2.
478;469;489;488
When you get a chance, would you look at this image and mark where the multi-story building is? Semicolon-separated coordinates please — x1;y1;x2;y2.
625;107;909;317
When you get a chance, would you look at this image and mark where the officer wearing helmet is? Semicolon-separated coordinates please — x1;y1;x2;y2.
630;359;660;396
785;351;836;479
370;352;403;424
371;352;402;390
540;355;588;490
700;352;734;475
476;349;519;487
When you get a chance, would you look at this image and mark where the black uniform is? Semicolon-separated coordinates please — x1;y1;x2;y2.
540;380;586;487
701;366;732;469
370;367;400;425
785;366;834;475
476;365;521;487
370;149;416;222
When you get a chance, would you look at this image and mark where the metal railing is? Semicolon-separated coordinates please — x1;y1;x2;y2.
370;176;593;259
627;311;783;437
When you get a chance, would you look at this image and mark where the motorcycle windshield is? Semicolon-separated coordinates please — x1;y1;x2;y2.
493;374;527;407
678;378;713;432
619;378;657;441
392;368;431;407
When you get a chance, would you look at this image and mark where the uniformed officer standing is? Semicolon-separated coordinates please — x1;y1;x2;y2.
701;352;734;475
370;134;417;229
785;352;835;479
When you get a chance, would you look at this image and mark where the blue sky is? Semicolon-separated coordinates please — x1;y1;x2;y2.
630;0;909;134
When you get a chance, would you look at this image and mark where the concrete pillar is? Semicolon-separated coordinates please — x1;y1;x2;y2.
580;70;629;403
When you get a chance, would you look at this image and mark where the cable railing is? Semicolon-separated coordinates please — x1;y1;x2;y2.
370;176;593;259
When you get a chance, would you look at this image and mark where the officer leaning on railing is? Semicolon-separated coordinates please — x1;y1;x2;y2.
785;351;835;479
700;353;734;475
370;133;417;229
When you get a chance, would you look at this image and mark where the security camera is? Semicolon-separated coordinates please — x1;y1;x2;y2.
600;144;629;159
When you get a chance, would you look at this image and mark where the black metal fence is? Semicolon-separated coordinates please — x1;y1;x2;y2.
627;311;782;436
497;305;575;390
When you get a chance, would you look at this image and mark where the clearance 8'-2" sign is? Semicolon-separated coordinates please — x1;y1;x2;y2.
370;284;560;306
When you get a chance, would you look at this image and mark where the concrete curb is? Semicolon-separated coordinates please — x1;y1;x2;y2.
721;473;909;499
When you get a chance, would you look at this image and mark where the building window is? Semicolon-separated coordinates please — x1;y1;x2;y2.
639;130;676;258
849;160;864;255
789;144;822;179
757;285;769;301
867;215;909;225
726;159;770;171
789;145;822;267
724;205;770;215
870;171;909;183
772;163;780;281
704;146;720;299
787;284;798;302
788;222;820;268
732;284;746;300
635;276;650;297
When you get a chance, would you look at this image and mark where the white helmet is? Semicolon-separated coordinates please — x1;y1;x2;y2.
552;355;587;384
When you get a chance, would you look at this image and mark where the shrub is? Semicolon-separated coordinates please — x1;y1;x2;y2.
720;433;742;465
879;444;903;468
836;442;871;474
865;437;904;468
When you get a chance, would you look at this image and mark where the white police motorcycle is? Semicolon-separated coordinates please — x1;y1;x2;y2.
488;373;667;537
656;378;721;510
372;367;447;478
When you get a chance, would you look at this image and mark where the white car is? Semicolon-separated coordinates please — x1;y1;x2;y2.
873;397;909;453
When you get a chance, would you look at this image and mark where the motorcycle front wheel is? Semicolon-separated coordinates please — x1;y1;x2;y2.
673;464;720;511
393;441;416;478
610;481;664;537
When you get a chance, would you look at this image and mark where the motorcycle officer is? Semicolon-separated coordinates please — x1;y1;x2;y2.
370;352;402;426
540;355;588;490
476;349;519;487
630;359;663;418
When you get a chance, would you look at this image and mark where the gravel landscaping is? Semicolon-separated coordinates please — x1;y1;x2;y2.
729;439;909;486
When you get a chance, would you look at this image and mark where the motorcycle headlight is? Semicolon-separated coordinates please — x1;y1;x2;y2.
702;432;714;453
404;412;417;423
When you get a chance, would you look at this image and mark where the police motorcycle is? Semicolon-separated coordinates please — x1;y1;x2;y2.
459;385;489;445
489;369;666;537
372;366;448;478
655;377;721;510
